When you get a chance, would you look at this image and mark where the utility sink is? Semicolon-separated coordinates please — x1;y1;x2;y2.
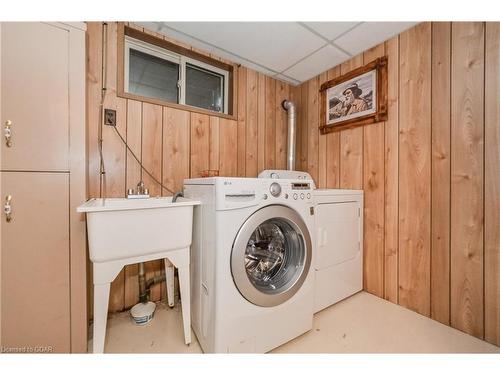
78;196;200;353
77;197;201;263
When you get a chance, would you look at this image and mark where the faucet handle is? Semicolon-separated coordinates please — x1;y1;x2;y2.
136;181;145;194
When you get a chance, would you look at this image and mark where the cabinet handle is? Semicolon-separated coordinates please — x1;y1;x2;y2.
4;120;12;147
4;195;12;222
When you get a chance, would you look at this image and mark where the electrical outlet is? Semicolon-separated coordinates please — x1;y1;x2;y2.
104;109;117;126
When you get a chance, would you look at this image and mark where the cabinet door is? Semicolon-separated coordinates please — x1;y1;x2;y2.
1;23;69;171
315;201;360;269
1;172;70;352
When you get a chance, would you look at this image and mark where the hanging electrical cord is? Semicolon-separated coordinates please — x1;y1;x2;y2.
98;22;108;201
111;125;175;195
98;22;175;196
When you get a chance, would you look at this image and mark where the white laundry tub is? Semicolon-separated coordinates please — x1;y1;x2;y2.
77;197;201;263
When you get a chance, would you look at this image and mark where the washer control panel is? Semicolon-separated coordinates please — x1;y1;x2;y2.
262;179;313;203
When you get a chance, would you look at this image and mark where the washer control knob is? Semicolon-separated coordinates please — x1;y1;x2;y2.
285;193;289;199
300;193;305;200
293;193;298;200
269;182;282;197
307;193;311;199
263;194;268;200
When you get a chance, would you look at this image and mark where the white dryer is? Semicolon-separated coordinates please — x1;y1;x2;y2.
183;177;315;353
313;189;363;312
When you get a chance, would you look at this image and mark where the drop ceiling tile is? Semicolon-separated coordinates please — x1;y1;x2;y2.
154;24;278;77
282;45;349;83
302;22;361;41
274;74;301;86
162;22;326;72
334;22;418;56
137;22;213;54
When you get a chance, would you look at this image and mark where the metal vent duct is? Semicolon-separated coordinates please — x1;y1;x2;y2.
282;100;296;171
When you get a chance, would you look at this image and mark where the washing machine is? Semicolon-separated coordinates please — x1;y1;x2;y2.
183;176;315;353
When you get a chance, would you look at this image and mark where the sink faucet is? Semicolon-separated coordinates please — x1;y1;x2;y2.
137;181;146;195
127;181;150;199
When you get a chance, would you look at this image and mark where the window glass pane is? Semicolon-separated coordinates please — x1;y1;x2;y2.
128;48;179;103
185;64;224;113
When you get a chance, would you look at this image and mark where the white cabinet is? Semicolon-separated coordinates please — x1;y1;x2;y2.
313;189;363;313
1;172;70;352
0;22;86;352
1;23;70;171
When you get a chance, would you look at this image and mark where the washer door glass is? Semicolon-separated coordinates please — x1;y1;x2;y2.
245;218;302;292
231;205;312;307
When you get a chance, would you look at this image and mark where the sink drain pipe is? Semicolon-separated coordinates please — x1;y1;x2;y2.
138;263;166;303
131;263;167;325
138;262;147;303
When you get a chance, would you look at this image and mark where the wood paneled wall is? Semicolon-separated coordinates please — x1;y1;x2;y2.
86;22;292;315
296;22;500;346
87;22;499;347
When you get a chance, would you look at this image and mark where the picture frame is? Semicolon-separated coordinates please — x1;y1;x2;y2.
319;56;388;134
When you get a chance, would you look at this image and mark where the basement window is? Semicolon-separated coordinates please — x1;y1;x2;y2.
124;35;229;114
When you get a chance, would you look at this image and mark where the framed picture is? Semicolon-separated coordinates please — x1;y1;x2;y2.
319;56;388;134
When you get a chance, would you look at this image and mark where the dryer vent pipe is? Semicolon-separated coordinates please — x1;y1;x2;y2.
282;100;296;171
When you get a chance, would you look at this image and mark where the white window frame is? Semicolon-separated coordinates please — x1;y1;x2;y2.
124;36;181;102
124;36;229;114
